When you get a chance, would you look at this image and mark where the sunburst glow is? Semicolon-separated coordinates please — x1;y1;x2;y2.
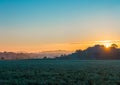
95;40;114;48
100;40;112;48
104;43;111;48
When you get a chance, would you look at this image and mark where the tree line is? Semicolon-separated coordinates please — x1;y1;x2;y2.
55;44;120;60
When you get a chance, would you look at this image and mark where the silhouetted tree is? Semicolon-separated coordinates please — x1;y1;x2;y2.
75;50;82;53
1;57;4;60
111;44;118;48
43;56;47;59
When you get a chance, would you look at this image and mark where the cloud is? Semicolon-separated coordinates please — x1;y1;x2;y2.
70;40;120;45
70;41;95;45
94;40;120;44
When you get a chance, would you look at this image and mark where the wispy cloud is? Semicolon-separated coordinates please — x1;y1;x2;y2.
70;41;96;45
94;40;120;44
70;40;120;45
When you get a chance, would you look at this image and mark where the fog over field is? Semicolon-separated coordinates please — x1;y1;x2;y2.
0;50;72;60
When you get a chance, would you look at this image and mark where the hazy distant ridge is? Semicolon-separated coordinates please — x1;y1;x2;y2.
0;50;71;60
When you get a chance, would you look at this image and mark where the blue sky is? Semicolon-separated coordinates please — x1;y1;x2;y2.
0;0;120;52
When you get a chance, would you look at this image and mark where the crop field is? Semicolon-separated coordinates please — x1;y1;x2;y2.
0;60;120;85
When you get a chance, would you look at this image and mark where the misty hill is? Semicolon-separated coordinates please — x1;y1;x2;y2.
0;50;71;60
36;50;71;58
55;44;120;60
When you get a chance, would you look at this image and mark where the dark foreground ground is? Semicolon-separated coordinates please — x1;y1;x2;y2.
0;60;120;85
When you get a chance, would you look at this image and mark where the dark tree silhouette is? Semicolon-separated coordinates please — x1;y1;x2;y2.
55;44;120;60
111;44;118;48
75;50;82;54
1;57;4;60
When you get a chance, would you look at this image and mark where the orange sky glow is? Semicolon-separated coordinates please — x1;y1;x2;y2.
0;0;120;53
0;40;119;53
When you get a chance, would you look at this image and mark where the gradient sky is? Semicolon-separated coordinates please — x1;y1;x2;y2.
0;0;120;52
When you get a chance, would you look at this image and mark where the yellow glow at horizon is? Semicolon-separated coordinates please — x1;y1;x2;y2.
104;43;112;48
96;40;112;48
0;40;119;52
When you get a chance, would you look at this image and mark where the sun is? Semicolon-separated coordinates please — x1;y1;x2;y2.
104;43;111;48
97;40;112;48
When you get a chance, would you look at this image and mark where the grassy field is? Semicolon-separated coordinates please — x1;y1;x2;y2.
0;60;120;85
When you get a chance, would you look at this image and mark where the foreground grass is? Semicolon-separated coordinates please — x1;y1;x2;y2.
0;60;120;85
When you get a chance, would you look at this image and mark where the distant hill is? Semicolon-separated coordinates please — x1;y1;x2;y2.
0;50;72;60
55;44;120;60
37;50;72;58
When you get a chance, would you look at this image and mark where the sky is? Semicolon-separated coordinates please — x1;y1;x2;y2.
0;0;120;52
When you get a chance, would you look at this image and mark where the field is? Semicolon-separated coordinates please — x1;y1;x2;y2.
0;60;120;85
